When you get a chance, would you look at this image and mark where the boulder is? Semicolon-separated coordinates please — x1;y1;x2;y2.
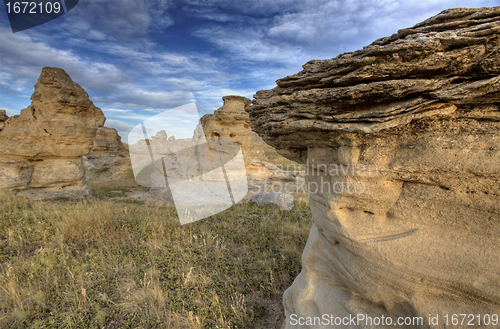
247;7;500;329
249;192;294;211
0;67;104;200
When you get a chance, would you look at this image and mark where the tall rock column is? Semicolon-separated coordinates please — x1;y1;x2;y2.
201;96;276;179
248;7;500;328
0;67;105;200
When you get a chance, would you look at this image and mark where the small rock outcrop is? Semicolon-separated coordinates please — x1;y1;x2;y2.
201;96;277;179
0;67;105;200
90;127;124;154
249;192;294;211
84;127;128;177
248;7;500;329
0;110;8;130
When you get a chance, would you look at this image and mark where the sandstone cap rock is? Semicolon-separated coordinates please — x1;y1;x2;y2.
248;7;500;162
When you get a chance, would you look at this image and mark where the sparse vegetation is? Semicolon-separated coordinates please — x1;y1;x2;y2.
123;168;135;180
92;186;131;199
0;192;312;328
99;167;111;174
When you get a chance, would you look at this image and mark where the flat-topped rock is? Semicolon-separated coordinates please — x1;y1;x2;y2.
248;7;500;329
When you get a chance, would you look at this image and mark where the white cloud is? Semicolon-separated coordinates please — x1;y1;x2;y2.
66;0;173;40
1;0;498;138
193;0;499;65
0;26;127;91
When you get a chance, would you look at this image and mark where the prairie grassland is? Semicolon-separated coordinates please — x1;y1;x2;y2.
0;191;312;328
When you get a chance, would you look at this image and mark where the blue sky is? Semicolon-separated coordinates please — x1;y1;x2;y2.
0;0;498;142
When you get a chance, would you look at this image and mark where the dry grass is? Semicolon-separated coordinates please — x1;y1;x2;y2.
0;191;312;328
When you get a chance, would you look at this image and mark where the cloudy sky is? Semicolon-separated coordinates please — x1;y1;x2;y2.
0;0;497;142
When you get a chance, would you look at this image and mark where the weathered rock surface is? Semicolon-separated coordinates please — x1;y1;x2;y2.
84;127;128;179
247;7;500;329
90;127;124;154
250;192;294;211
0;110;8;121
201;96;277;179
0;110;8;130
0;67;105;199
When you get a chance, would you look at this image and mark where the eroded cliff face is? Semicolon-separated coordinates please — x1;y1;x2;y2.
0;67;105;200
247;7;500;328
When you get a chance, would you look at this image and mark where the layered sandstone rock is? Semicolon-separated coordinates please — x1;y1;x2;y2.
90;127;124;154
0;67;105;200
84;127;127;176
248;7;500;328
201;96;277;179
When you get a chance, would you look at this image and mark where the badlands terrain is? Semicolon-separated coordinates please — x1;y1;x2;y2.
1;6;500;329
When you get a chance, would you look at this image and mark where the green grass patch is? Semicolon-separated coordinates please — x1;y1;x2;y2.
120;198;145;205
99;167;111;174
92;186;131;199
122;168;135;180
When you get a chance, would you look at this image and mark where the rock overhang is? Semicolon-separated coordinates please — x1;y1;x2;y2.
247;7;500;163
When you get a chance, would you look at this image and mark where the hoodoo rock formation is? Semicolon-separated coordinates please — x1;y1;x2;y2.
247;7;500;328
0;67;105;200
201;96;276;179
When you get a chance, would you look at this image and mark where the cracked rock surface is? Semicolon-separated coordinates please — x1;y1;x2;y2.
247;7;500;328
0;67;105;200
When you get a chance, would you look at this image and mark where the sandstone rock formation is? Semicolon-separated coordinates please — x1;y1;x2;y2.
201;96;277;179
91;127;124;154
0;110;8;130
0;67;105;200
129;96;301;206
247;7;500;328
84;126;127;177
